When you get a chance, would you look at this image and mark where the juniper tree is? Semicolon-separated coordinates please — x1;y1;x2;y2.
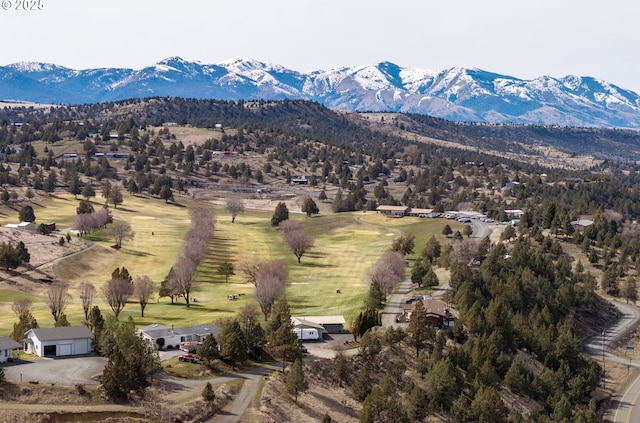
285;358;308;402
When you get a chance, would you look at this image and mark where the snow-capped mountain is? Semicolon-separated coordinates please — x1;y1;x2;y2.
2;57;640;128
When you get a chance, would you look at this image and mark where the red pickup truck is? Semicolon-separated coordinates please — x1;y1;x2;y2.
178;353;200;363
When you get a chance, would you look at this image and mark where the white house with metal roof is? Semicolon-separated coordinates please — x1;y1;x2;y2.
137;323;220;350
24;326;92;357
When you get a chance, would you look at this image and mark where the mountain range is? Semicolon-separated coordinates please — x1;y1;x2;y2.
2;56;640;129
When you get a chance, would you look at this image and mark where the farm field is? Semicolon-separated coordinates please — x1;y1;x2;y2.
0;193;460;334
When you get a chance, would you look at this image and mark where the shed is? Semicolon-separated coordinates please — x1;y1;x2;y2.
0;336;21;362
5;221;36;231
137;323;220;350
292;315;346;334
24;326;92;357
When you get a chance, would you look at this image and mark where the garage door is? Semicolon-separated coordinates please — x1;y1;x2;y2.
58;343;72;356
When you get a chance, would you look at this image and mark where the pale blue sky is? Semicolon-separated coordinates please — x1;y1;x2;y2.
2;0;640;92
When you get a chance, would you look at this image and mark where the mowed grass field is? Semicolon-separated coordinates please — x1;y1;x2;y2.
0;193;461;334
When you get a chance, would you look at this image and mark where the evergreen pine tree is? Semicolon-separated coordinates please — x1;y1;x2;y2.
285;358;308;402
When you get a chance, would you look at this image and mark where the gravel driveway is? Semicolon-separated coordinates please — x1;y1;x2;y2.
2;355;107;386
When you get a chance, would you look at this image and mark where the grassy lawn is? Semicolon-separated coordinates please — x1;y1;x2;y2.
0;193;459;335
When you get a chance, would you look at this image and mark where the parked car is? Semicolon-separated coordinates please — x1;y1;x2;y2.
178;353;200;363
179;341;201;353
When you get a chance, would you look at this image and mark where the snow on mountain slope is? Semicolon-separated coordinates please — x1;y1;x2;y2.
2;56;640;128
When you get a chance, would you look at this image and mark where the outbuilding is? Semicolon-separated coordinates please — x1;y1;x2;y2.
0;336;21;362
24;326;93;357
292;315;346;334
4;221;36;231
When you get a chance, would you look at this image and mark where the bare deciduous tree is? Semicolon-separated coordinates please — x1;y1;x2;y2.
182;237;210;265
103;277;133;317
173;258;197;307
238;259;262;286
283;229;314;264
623;223;640;242
279;220;302;234
239;258;289;287
11;299;32;317
368;251;407;297
133;275;155;317
45;281;70;323
79;282;96;321
72;213;94;236
452;238;481;265
225;197;245;223
163;207;215;308
73;209;113;236
255;272;286;320
240;259;289;319
160;267;181;304
187;208;215;240
108;220;134;248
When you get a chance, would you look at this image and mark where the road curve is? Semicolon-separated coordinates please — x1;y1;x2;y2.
599;300;640;423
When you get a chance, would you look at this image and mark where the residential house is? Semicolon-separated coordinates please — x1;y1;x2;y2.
24;326;92;357
399;299;454;327
0;336;20;362
137;323;220;350
571;216;594;232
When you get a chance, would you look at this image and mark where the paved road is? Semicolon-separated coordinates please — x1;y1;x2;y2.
206;364;279;423
596;301;640;423
468;218;494;240
381;279;412;328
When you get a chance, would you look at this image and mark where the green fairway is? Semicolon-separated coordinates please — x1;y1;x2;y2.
0;195;459;335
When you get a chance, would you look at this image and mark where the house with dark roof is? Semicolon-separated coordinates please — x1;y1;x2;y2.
24;326;92;357
0;336;21;362
137;323;220;350
398;299;455;327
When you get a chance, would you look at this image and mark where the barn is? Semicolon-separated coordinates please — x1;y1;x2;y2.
24;326;93;357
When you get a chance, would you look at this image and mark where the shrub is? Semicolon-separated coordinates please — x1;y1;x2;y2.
76;383;87;396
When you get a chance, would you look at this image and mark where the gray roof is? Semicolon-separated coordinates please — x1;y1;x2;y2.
26;325;93;341
140;323;220;339
0;336;21;350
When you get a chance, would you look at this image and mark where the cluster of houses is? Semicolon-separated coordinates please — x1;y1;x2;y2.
0;315;347;361
0;306;451;362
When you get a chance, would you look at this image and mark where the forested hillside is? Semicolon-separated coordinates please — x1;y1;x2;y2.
2;97;640;161
0;97;638;421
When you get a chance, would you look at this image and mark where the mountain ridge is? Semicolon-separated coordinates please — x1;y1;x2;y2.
2;57;640;128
